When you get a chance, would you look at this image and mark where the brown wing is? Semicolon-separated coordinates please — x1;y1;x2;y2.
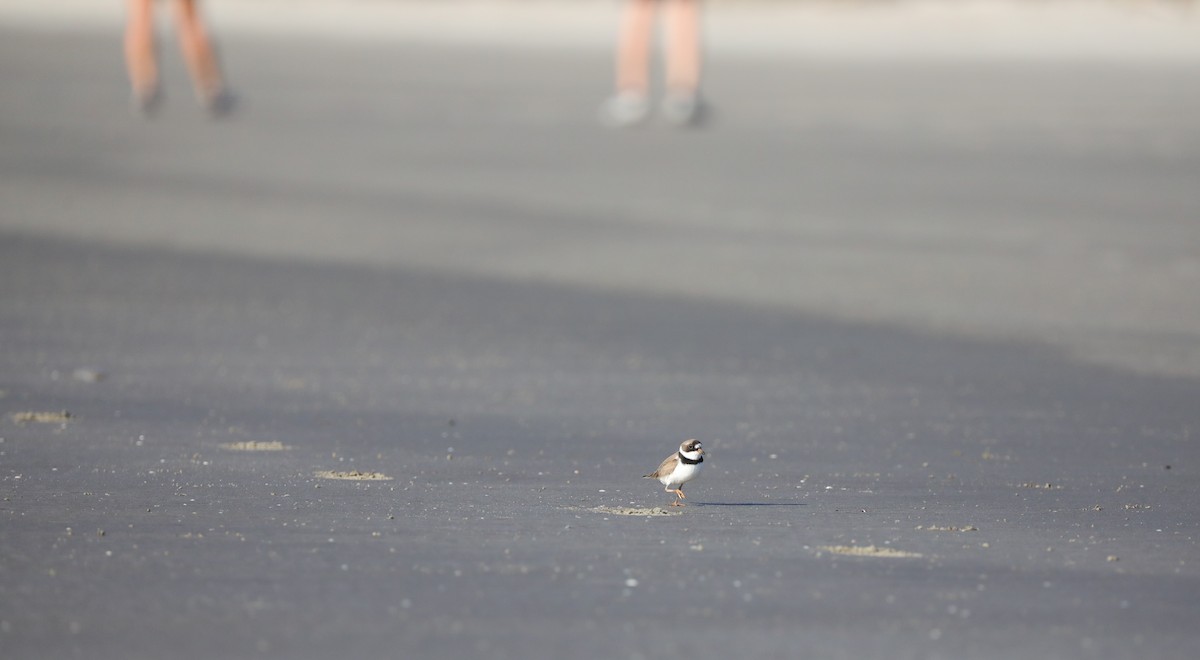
644;452;679;479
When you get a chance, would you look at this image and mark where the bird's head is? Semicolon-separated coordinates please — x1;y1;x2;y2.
680;439;704;460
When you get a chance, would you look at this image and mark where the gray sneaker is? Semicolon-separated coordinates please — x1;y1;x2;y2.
598;91;650;128
202;89;237;119
131;86;163;118
661;91;706;128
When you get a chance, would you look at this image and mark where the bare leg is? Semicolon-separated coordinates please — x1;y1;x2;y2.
601;0;657;126
663;0;701;94
124;0;158;103
615;0;657;95
172;0;225;103
660;0;705;126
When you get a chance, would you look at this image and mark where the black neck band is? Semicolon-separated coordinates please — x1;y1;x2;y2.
678;452;703;465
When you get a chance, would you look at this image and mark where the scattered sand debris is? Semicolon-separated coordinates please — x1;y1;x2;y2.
314;470;392;481
917;525;978;532
819;545;923;559
11;410;71;425
591;506;679;517
1016;482;1063;490
220;441;290;452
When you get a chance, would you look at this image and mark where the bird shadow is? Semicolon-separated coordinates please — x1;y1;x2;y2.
692;502;807;507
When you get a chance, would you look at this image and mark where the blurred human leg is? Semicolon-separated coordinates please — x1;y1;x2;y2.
124;0;160;112
172;0;232;114
663;0;700;94
600;0;656;126
661;0;705;126
615;0;657;94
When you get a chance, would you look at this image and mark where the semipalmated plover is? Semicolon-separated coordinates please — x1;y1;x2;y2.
643;439;705;506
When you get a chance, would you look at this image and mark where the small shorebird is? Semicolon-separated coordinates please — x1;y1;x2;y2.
643;439;705;506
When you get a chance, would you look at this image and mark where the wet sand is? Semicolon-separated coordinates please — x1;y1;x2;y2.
2;5;1199;659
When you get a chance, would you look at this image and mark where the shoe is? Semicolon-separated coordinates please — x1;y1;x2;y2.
661;91;707;128
202;89;237;119
131;86;163;118
598;91;649;128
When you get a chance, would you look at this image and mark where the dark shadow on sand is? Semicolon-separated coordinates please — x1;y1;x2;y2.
693;502;808;507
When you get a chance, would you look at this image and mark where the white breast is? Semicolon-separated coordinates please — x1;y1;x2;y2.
660;460;702;488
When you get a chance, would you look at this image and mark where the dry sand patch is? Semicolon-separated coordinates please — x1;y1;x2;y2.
220;441;290;451
10;410;71;424
590;506;680;517
819;545;923;559
314;470;392;481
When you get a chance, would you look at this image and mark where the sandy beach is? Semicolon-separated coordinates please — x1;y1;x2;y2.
2;0;1199;59
2;3;1198;659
